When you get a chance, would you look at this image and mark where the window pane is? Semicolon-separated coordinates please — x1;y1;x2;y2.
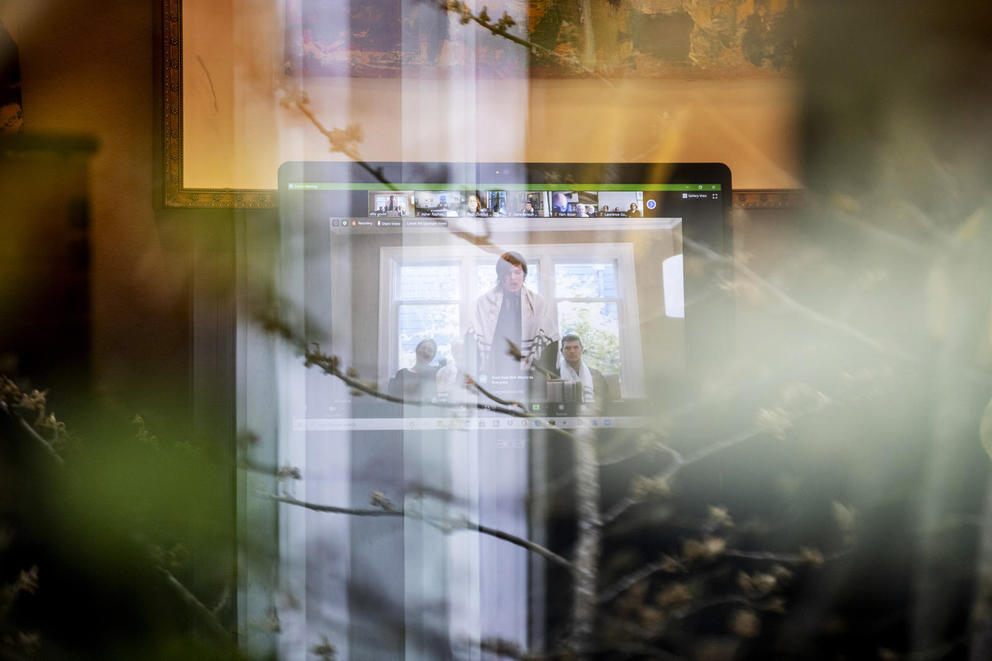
397;303;460;370
398;264;459;300
476;261;539;297
554;262;617;298
558;301;620;374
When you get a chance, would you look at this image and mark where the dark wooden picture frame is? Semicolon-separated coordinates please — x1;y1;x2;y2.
161;0;276;209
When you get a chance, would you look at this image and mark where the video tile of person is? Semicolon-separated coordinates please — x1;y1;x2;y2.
414;190;556;219
596;191;644;217
369;191;414;217
549;191;594;217
548;191;646;218
414;190;464;217
504;190;547;217
414;190;500;218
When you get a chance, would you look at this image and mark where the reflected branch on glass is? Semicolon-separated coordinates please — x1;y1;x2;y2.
601;394;835;528
271;491;577;573
0;375;233;643
431;0;616;87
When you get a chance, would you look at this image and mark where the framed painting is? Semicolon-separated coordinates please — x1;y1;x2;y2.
162;0;804;209
287;0;800;79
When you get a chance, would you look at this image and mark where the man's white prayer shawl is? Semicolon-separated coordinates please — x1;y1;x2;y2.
469;286;559;371
558;356;595;403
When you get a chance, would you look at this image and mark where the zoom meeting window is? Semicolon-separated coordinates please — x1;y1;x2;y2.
285;181;724;430
265;174;726;660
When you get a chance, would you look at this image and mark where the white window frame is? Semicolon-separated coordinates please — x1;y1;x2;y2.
387;258;463;380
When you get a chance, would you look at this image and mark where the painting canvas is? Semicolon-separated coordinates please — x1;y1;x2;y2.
285;0;800;78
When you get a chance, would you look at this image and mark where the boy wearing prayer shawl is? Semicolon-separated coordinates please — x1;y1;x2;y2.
558;333;610;413
467;252;559;384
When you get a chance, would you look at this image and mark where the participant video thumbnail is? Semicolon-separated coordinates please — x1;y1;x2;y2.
550;191;601;217
415;190;496;217
414;190;461;217
505;191;546;217
369;191;413;217
597;191;644;217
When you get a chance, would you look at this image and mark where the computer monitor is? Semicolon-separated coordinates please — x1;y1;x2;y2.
278;162;732;429
261;162;732;658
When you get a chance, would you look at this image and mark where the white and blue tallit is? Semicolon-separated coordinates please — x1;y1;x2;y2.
557;357;596;403
468;286;559;372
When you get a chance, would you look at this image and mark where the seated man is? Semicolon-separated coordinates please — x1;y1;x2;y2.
388;338;439;401
558;333;610;411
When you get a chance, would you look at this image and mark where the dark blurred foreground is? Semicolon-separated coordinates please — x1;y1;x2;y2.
3;0;992;659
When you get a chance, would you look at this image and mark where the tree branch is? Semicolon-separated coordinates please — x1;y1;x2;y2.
433;1;616;88
683;235;915;364
476;637;686;661
447;216;500;254
2;378;236;643
597;558;673;604
602;540;846;612
0;400;65;466
156;566;230;641
257;310;587;446
272;492;577;573
299;340;529;418
597;436;683;468
285;95;396;190
670;594;753;619
464;373;527;412
568;425;602;649
282;88;508;254
724;548;851;565
601;397;833;527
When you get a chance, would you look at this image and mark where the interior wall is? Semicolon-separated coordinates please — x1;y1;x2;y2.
1;0;249;635
1;0;261;414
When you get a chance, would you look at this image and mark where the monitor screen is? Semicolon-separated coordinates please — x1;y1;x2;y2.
279;163;730;432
